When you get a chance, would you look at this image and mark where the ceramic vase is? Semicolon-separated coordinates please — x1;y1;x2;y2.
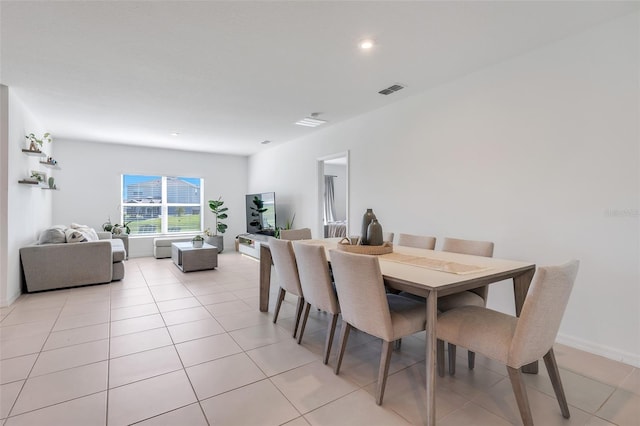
367;219;383;246
361;208;376;245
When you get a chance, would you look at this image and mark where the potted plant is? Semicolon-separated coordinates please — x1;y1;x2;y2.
192;234;204;248
102;218;131;235
275;213;295;239
206;197;228;253
25;132;52;151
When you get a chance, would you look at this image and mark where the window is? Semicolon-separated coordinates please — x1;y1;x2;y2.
122;175;203;235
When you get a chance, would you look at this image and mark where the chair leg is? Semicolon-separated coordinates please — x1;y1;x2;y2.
437;339;445;377
448;343;456;376
543;348;570;419
273;288;286;324
394;339;402;350
292;296;305;338
297;302;311;344
507;366;534;426
334;322;352;375
323;313;339;365
376;340;394;405
468;351;476;370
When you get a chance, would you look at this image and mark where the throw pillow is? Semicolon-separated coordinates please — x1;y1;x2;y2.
70;223;99;241
65;228;86;243
38;225;67;244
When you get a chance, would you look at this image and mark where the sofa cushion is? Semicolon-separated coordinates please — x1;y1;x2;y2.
39;225;68;244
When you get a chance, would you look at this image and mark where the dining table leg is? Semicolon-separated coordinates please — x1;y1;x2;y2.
514;267;538;374
425;289;437;426
259;244;272;312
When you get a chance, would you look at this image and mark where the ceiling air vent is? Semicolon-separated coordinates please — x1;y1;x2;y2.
378;84;405;95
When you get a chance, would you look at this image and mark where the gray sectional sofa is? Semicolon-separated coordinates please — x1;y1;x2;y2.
20;229;126;292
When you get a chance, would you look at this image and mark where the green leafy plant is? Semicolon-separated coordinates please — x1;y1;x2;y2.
102;217;131;234
25;132;52;149
208;197;228;235
30;171;44;182
192;235;204;242
275;213;295;239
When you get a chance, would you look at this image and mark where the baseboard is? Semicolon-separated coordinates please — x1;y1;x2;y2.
556;332;640;368
1;290;21;308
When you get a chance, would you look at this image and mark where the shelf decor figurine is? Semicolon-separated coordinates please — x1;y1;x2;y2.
25;132;52;152
48;177;56;189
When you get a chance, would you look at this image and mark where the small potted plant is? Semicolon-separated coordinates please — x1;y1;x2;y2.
25;133;52;152
206;197;228;253
192;234;204;248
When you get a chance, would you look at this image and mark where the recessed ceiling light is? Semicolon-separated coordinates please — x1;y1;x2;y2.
170;132;180;136
359;39;375;50
261;140;271;145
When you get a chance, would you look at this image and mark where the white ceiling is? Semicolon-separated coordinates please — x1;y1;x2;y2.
1;1;637;156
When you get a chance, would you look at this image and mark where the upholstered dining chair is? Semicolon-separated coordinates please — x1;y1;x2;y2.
437;260;579;426
383;232;395;244
438;237;495;375
280;228;312;241
397;233;436;250
329;249;427;405
268;238;305;338
292;242;340;364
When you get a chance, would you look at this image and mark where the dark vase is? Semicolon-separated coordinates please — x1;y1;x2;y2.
367;219;383;246
361;208;376;245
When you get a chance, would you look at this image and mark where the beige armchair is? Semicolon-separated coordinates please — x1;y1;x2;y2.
292;242;340;364
397;233;436;249
268;238;305;338
438;237;495;375
437;260;579;426
329;250;427;405
279;228;312;241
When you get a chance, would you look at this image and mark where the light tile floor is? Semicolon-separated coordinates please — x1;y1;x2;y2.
0;252;637;425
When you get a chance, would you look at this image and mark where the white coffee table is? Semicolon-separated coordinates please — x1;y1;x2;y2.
171;242;218;272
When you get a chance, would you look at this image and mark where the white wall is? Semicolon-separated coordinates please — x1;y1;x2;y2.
52;140;248;257
1;88;52;306
249;13;640;366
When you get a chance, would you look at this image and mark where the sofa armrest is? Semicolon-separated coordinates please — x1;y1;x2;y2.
20;241;113;292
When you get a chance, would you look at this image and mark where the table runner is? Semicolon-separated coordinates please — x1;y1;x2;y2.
381;252;491;275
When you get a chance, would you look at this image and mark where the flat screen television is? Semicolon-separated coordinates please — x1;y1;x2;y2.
245;192;276;236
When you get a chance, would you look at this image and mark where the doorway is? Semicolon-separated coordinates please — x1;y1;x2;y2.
317;151;349;239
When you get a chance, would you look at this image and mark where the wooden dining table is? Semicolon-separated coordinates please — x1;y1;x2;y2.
258;238;536;426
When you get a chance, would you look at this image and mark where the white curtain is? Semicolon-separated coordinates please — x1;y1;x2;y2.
324;175;336;224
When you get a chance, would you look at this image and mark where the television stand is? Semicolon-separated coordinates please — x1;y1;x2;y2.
237;233;271;259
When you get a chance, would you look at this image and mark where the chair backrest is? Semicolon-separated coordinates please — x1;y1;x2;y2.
292;242;339;314
442;237;494;257
509;260;580;367
383;232;395;244
268;238;303;296
329;250;393;340
280;228;312;241
442;237;494;300
397;233;436;250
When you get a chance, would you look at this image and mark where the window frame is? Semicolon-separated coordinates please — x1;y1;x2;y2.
121;174;204;235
